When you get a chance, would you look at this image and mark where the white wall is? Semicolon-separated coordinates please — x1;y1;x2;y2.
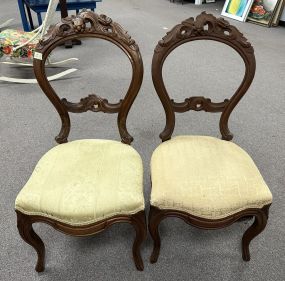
281;7;285;22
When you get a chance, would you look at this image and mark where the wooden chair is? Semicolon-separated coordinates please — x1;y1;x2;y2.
15;11;146;272
149;12;272;263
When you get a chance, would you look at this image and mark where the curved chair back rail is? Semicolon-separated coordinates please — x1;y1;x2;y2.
152;12;256;141
33;11;144;144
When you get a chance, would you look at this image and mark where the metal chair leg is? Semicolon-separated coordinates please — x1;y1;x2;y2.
26;5;35;30
37;12;43;26
17;0;30;31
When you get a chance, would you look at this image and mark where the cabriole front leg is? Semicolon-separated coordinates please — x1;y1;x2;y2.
241;205;270;261
16;211;46;272
148;205;164;263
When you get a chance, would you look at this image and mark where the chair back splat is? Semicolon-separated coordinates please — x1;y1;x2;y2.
152;12;256;141
33;11;144;144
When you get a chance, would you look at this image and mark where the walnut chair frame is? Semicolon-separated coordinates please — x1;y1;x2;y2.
16;11;146;272
149;12;271;263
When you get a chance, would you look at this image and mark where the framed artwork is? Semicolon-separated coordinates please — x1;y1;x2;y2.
247;0;282;26
221;0;254;22
271;0;285;26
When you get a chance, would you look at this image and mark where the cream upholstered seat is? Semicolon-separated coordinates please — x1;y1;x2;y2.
151;136;272;220
15;139;145;226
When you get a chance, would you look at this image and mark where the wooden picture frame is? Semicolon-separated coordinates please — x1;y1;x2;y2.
271;0;285;26
247;0;282;26
221;0;254;22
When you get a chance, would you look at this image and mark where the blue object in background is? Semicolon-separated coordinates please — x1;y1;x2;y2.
17;0;102;31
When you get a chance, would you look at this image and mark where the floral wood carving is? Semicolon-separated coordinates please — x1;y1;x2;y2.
152;12;256;141
171;97;229;113
33;11;143;145
155;11;253;53
38;11;138;51
61;94;123;113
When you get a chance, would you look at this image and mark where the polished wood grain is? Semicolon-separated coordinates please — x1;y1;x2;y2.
17;210;147;272
149;205;270;263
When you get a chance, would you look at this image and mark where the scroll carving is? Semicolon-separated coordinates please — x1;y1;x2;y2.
155;11;253;53
171;97;229;113
33;11;143;145
38;11;138;51
61;94;123;113
152;12;256;141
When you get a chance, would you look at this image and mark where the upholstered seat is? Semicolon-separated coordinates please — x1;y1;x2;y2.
15;139;145;226
0;29;37;58
151;136;272;220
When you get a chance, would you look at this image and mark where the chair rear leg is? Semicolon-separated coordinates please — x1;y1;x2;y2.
17;0;30;31
16;211;45;272
131;211;147;271
37;12;42;26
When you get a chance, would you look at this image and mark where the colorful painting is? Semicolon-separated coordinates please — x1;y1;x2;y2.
222;0;254;21
247;0;281;26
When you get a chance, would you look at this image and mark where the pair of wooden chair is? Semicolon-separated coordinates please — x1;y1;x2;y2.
15;11;272;272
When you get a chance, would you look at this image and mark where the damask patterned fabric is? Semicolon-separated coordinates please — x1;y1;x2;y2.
0;29;37;59
151;136;272;219
15;140;145;226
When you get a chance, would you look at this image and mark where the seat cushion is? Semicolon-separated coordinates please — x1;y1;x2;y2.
151;136;272;219
0;29;37;58
15;139;145;226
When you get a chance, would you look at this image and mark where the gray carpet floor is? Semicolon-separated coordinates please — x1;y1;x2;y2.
0;0;284;280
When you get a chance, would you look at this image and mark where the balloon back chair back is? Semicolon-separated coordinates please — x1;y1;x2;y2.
15;11;146;272
149;12;272;264
0;0;78;83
